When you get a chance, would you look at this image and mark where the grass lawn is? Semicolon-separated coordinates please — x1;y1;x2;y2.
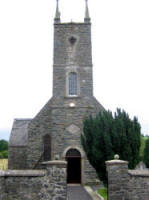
0;159;8;170
97;187;108;200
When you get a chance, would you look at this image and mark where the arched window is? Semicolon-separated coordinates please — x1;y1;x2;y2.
43;135;51;161
69;72;77;95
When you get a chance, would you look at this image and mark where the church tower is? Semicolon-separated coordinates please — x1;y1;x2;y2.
9;0;104;184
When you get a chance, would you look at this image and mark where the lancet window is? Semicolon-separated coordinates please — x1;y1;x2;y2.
68;72;77;96
43;134;51;161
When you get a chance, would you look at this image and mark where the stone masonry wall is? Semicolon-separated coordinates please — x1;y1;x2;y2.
42;161;67;200
0;172;7;200
8;146;27;169
106;159;149;200
5;172;44;200
127;170;149;200
0;160;67;200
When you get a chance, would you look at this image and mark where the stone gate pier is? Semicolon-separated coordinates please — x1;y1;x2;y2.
106;159;149;200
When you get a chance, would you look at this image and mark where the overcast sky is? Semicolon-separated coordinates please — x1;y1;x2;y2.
0;0;149;140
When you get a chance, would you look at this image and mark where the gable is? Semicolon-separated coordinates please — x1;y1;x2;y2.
9;119;31;147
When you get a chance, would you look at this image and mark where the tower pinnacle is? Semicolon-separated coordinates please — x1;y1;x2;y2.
84;0;90;22
54;0;61;23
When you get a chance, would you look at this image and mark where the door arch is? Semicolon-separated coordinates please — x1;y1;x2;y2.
66;148;81;184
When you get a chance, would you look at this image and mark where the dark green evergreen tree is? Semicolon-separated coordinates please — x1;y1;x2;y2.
139;135;149;161
0;140;8;158
0;140;8;152
143;138;149;168
114;109;141;168
81;111;115;184
81;108;141;184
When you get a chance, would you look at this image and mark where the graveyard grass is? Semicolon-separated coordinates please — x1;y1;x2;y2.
98;187;107;200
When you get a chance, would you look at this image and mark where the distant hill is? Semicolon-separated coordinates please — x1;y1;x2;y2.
0;129;10;141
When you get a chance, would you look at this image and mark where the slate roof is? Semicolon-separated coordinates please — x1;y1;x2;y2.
9;119;32;147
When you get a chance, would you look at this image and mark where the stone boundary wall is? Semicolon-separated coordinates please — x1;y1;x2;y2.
0;160;67;200
106;159;149;200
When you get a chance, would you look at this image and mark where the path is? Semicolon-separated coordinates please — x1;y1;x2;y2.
67;185;93;200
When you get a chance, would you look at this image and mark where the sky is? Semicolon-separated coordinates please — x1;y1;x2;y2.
0;0;149;141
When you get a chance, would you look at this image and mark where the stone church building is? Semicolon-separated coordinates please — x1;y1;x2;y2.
8;0;104;184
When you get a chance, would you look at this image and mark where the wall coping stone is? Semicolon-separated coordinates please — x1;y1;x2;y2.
42;160;67;166
0;170;5;176
128;170;149;177
0;170;46;177
54;22;91;26
106;160;128;165
14;118;32;121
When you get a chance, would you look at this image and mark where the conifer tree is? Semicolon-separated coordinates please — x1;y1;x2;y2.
0;140;8;158
143;138;149;168
81;108;141;184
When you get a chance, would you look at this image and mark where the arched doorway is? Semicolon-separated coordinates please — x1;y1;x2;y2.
66;149;81;184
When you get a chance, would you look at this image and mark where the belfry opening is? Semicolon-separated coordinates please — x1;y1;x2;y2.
66;149;81;184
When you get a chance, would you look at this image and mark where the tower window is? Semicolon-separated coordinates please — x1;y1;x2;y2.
43;134;51;161
69;36;77;45
69;72;77;96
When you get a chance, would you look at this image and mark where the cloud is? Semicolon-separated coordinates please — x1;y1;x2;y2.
141;124;149;135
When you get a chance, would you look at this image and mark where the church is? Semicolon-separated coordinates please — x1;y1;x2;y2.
8;0;104;184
